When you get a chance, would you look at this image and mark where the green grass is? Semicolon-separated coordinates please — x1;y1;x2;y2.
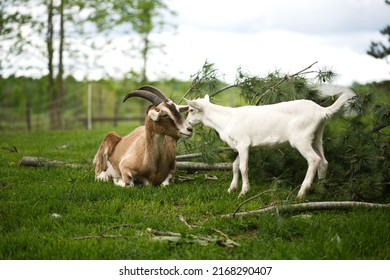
0;128;389;260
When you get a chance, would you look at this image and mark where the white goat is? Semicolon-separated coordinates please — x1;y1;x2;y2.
93;86;193;187
185;90;355;199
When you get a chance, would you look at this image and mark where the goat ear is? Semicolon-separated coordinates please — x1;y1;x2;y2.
176;105;189;113
148;108;160;121
185;99;202;110
204;94;210;102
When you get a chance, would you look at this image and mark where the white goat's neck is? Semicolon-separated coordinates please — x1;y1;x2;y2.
202;103;232;133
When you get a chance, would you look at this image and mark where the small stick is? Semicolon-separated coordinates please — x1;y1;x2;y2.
231;189;274;217
146;228;181;237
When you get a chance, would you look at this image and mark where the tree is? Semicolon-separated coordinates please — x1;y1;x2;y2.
367;0;390;61
0;0;96;130
88;0;176;82
47;0;56;130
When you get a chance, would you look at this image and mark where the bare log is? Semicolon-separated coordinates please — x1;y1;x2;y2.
222;201;390;218
176;148;233;161
176;161;232;171
20;156;82;168
176;153;204;161
21;155;231;171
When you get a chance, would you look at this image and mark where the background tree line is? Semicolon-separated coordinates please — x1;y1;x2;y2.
0;0;174;130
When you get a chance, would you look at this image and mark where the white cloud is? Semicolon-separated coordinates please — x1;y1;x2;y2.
148;25;389;86
141;0;390;86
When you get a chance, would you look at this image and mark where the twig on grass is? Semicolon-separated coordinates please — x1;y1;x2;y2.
72;222;142;240
222;201;390;218
179;215;197;229
231;189;274;217
146;227;239;247
146;227;182;237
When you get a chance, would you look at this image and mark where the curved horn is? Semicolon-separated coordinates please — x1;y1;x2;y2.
138;85;170;102
123;90;164;105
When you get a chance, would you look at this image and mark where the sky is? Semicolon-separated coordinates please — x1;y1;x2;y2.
3;0;388;86
93;0;390;86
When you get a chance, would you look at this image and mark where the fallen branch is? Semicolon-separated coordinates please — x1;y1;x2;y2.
222;201;390;218
146;227;239;247
72;223;141;240
231;190;274;217
146;227;181;237
20;156;232;171
176;153;204;161
179;215;197;229
176;161;231;171
176;149;232;161
20;156;83;168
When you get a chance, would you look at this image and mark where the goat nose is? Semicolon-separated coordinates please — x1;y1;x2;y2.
187;127;193;133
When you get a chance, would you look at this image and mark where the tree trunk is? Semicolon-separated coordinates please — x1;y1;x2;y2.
25;99;31;132
139;32;150;123
47;0;55;130
56;0;65;130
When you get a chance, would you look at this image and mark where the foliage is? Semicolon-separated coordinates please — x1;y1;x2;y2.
0;0;176;130
367;0;390;61
87;0;176;82
0;129;389;259
182;62;390;202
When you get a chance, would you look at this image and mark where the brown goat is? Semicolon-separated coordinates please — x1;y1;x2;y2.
93;87;192;186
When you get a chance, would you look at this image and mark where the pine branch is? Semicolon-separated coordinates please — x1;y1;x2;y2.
255;61;319;105
210;84;239;97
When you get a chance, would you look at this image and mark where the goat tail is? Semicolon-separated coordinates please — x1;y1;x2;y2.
324;90;356;118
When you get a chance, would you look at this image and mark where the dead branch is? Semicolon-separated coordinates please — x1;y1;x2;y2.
222;201;390;218
21;155;231;171
179;215;197;229
176;161;231;171
176;148;233;161
20;156;83;168
146;227;181;237
146;227;239;247
176;153;204;161
231;190;274;217
72;222;142;240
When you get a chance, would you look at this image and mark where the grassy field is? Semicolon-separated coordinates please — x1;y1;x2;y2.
0;127;389;260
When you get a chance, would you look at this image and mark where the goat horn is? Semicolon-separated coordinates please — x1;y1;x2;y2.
123;90;164;105
138;85;170;102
